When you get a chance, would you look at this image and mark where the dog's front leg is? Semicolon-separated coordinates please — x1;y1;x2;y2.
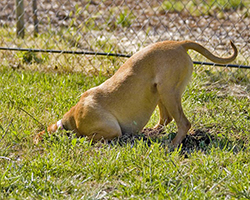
33;120;64;144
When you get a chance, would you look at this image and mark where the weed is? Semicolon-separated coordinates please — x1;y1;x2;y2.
16;51;44;64
116;9;134;28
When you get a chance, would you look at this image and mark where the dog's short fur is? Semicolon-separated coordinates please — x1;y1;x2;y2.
34;40;237;146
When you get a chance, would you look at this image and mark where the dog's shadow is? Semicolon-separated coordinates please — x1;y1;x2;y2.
111;127;246;155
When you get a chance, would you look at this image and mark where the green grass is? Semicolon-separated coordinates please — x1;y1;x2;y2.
160;0;248;16
0;62;250;199
0;25;127;75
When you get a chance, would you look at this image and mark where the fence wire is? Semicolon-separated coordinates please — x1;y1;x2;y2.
0;0;249;77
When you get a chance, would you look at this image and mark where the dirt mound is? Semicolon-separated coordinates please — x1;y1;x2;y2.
114;127;215;153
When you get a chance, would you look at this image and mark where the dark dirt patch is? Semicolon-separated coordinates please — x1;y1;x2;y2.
113;127;246;154
113;127;213;149
143;127;216;153
181;129;215;152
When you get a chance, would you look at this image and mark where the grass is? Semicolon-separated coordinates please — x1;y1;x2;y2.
0;25;127;76
160;0;248;16
0;61;250;199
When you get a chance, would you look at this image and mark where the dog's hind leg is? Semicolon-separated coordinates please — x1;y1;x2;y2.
158;90;191;146
154;100;173;129
87;124;122;142
77;112;122;142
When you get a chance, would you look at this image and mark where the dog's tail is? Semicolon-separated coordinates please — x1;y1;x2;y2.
181;40;238;64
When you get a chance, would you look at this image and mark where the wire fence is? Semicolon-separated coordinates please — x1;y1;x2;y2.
0;0;249;78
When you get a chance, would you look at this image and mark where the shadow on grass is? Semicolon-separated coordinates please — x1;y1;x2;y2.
43;127;247;156
112;128;247;155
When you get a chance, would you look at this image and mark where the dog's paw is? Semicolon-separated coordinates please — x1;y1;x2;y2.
33;131;45;144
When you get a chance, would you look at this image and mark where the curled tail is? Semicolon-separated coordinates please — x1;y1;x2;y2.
181;40;238;64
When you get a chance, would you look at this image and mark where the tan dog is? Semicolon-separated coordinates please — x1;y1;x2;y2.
34;40;237;146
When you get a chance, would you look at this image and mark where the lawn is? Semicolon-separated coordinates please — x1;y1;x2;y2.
0;60;249;199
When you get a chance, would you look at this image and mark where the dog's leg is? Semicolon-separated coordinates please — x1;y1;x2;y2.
33;120;65;144
85;122;122;142
159;91;191;146
75;110;122;142
154;100;173;129
87;130;121;142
